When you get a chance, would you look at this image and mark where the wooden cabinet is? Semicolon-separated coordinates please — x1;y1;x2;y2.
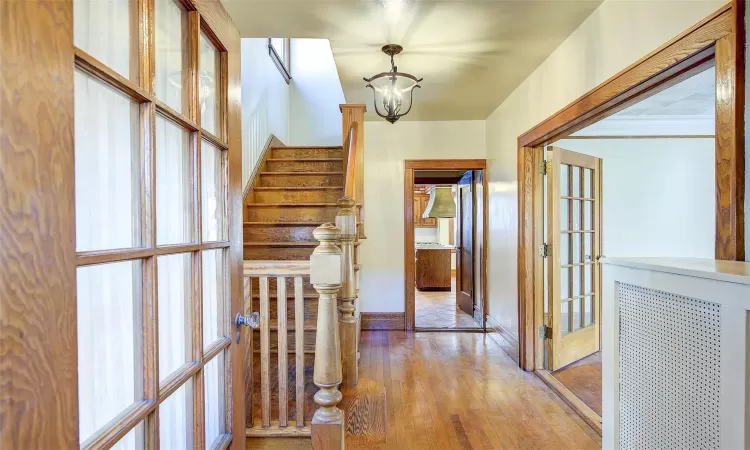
413;193;437;228
415;248;451;291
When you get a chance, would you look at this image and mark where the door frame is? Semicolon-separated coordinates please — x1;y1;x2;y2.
517;1;745;372
404;159;488;331
0;0;244;448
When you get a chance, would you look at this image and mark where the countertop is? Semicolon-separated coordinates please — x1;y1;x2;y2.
602;257;750;286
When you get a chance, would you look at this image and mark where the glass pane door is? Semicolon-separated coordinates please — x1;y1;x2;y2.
74;0;233;448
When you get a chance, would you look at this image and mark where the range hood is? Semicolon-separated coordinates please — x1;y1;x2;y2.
422;186;456;218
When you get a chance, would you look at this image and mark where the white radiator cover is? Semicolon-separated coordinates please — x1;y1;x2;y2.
602;258;750;450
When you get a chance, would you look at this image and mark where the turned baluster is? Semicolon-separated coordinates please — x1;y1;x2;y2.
310;224;345;449
336;197;358;388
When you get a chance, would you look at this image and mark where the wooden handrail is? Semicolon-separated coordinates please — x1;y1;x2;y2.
343;122;358;200
243;260;310;277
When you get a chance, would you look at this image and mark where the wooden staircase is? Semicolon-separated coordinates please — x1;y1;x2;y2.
244;106;385;449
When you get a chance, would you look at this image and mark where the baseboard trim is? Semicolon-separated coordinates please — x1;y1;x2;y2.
361;312;405;331
485;314;520;363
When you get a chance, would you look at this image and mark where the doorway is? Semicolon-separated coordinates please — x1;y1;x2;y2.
404;160;487;331
537;63;718;432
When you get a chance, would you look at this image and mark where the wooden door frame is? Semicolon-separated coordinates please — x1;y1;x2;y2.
517;1;745;371
0;0;244;448
404;159;488;331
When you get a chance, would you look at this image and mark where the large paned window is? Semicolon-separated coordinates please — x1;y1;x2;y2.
73;0;232;448
268;37;291;83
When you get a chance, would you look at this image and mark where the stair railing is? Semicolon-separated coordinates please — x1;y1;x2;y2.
243;260;311;433
309;224;345;448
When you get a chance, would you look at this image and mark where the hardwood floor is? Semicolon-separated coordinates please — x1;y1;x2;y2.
551;352;602;417
415;277;480;329
358;331;601;449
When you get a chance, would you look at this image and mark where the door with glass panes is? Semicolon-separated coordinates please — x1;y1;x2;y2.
546;146;602;371
73;0;243;448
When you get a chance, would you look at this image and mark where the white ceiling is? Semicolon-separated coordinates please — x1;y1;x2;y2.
571;65;716;136
222;0;604;121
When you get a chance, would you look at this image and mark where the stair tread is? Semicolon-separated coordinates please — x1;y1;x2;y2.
244;221;362;226
272;146;342;149
266;158;342;162
253;186;344;190
260;171;344;175
245;241;361;247
246;202;357;206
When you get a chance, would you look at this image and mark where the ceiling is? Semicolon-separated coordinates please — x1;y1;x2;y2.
570;65;715;136
222;0;603;121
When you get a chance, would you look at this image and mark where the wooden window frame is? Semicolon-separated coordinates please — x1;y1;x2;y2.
268;38;291;84
404;160;488;331
0;0;244;448
516;1;745;372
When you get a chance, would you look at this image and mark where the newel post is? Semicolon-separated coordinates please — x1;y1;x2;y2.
310;224;345;449
336;197;358;387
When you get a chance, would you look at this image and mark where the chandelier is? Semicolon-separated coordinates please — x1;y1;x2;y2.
363;44;422;123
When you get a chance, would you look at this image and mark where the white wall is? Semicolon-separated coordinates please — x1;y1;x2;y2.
555;138;715;258
484;0;726;338
359;120;486;312
241;38;346;187
289;39;346;146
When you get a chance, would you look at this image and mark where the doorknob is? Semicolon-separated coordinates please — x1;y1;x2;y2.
235;312;260;329
595;255;607;261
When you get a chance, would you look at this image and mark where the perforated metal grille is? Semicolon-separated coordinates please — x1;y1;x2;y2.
618;283;721;450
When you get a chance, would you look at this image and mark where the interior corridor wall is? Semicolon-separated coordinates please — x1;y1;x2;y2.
359;120;486;313
554;138;715;258
483;0;726;340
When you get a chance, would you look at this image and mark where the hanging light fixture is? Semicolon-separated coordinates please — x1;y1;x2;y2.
423;187;456;219
364;44;422;124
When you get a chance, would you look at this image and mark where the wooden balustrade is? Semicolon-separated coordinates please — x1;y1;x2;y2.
243;260;310;432
336;198;358;387
310;224;345;449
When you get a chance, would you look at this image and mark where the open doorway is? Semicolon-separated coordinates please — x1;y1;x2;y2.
404;160;487;331
540;64;716;429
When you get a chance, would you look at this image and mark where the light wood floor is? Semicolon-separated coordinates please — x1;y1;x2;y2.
551;352;602;417
359;331;601;449
415;277;480;329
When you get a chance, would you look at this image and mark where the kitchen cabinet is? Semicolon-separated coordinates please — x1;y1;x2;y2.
413;193;437;228
415;247;451;291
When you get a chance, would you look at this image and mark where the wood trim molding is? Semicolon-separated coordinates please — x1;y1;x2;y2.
535;370;602;435
517;2;744;372
404;159;488;331
360;313;406;331
485;315;520;364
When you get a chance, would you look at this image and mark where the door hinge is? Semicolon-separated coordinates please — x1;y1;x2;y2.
539;160;552;176
538;325;552;340
538;243;550;258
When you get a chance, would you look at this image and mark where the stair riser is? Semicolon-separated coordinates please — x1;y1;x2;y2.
245;206;338;222
249;297;318;322
252;330;317;353
266;160;343;173
244;246;315;260
259;174;344;187
244;225;318;243
253;189;343;203
272;148;342;159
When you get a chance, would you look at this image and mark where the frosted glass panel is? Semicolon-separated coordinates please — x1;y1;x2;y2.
560;234;569;265
75;69;140;252
560;164;568;196
572;201;581;230
573;297;582;331
584;296;593;327
158;253;192;382
572;166;581;197
201;141;227;241
572;266;581;297
160;381;193;448
202;249;226;347
585;264;592;294
561;302;570;335
156;116;193;245
155;0;186;112
573;233;581;264
584;168;592;198
584;201;592;230
111;421;145;450
77;261;142;443
560;267;569;298
204;353;226;447
560;199;568;230
199;32;220;135
74;0;132;79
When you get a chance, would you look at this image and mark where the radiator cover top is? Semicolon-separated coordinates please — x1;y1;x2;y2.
618;283;721;449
